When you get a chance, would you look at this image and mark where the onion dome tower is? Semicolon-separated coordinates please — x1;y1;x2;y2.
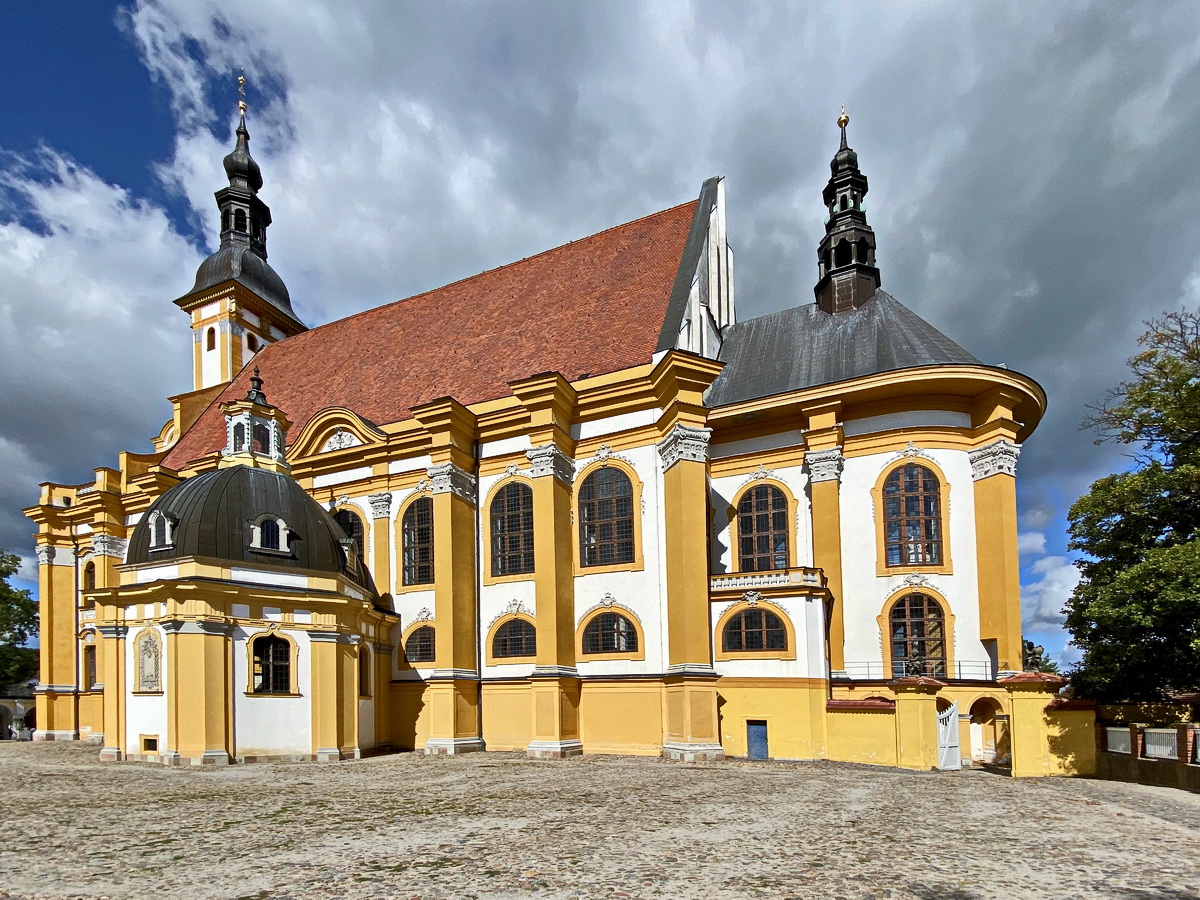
814;107;881;314
175;74;306;391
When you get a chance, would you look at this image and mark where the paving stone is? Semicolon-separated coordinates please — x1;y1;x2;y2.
0;742;1196;899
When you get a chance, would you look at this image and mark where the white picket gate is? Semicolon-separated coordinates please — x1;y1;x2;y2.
938;702;961;770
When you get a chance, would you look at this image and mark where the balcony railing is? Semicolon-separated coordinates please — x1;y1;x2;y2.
709;568;825;593
839;660;997;681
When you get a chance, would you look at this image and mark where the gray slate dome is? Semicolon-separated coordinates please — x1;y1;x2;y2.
187;245;299;324
707;290;982;408
223;117;264;192
126;465;373;592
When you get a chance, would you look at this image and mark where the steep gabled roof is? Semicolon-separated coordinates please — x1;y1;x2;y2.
163;200;698;469
706;290;982;407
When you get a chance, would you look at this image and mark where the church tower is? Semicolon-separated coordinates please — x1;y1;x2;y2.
814;108;881;314
175;77;306;391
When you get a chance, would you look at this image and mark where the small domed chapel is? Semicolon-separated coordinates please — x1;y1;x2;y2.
26;105;1044;768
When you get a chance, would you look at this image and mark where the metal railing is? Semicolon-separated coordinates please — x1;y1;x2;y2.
839;660;996;681
1143;728;1179;760
1104;727;1131;754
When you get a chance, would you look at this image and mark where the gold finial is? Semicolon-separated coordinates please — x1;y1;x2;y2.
837;103;849;130
237;69;247;115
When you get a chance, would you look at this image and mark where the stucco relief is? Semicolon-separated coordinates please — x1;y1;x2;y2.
657;424;712;471
427;463;477;502
527;444;574;484
321;427;362;453
367;492;392;519
805;447;843;483
136;630;162;693
969;439;1021;480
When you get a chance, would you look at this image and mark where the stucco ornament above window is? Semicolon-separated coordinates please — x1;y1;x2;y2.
321;427;362;453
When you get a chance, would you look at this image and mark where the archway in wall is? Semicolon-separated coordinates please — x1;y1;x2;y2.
969;697;1004;763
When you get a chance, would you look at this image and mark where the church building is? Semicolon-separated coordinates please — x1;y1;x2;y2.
25;105;1045;768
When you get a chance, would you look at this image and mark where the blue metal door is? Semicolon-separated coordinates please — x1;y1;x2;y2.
747;720;769;760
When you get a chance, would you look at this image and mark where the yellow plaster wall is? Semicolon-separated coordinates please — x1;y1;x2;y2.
579;682;664;755
77;693;103;738
1045;709;1097;776
390;681;431;751
826;710;899;767
481;681;533;751
716;680;826;759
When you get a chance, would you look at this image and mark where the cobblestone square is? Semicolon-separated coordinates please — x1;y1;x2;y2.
1;742;1196;900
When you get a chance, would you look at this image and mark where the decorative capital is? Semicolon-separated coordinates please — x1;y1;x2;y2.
427;462;477;502
969;439;1021;480
657;424;712;471
526;443;574;484
35;545;56;566
91;535;127;560
806;447;843;483
367;492;392;519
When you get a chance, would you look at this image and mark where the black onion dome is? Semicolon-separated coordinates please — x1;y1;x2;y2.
223;116;264;192
126;466;374;592
831;146;859;174
187;245;299;324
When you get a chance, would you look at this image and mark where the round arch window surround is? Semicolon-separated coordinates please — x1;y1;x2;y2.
405;624;435;664
581;611;639;655
883;463;943;567
736;484;789;572
492;618;537;659
722;607;788;653
889;593;947;678
490;481;534;577
578;467;635;568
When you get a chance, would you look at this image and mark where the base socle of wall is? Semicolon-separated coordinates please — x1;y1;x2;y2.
662;741;725;762
424;737;486;756
526;739;584;760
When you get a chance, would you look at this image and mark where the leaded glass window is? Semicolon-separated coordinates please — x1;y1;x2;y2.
883;464;943;567
579;469;634;567
889;593;947;678
737;485;789;571
722;608;787;652
492;619;537;658
491;482;534;576
581;612;638;655
402;497;434;585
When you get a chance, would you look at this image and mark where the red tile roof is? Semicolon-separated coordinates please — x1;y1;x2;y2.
164;200;697;470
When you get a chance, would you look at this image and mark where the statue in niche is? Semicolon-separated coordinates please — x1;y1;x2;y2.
138;632;161;692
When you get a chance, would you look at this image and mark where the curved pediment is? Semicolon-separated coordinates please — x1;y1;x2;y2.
289;407;386;459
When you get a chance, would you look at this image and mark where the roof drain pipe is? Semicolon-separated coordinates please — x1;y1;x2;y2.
474;438;484;749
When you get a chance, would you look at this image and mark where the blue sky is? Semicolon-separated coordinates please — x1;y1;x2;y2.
4;2;1200;667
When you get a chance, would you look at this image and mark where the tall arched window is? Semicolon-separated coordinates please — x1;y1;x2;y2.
252;422;271;454
491;482;534;576
405;625;435;664
402;497;434;585
492;618;536;659
252;635;291;693
722;607;787;652
234;209;247;232
334;509;365;549
206;327;216;351
149;511;173;549
578;468;634;567
737;485;789;572
883;464;943;566
259;518;281;550
889;593;947;678
582;612;638;655
83;561;96;591
233;422;247;452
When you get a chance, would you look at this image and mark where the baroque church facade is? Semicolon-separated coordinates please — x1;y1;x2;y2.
26;108;1045;768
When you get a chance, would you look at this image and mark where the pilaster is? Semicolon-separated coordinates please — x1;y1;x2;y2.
162;620;232;765
367;492;393;596
33;542;79;741
97;622;127;762
804;401;846;673
970;438;1022;671
310;630;360;761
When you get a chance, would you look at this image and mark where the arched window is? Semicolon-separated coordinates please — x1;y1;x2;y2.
252;635;291;693
358;646;371;697
856;237;871;264
234;209;247;232
206;327;216;351
582;612;638;655
839;194;849;211
221;210;230;232
402;497;434;585
83;561;96;591
737;485;789;572
834;238;851;267
883;464;943;566
247;333;259;353
83;643;98;690
722;607;787;652
490;482;534;576
149;511;173;549
492;619;536;659
889;593;947;678
259;518;281;550
233;422;247;452
252;422;271;454
405;625;435;664
334;509;365;549
578;468;634;567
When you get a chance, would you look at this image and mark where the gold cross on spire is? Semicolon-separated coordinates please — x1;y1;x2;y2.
237;69;247;115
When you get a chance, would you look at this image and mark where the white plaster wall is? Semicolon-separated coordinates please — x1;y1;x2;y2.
124;625;167;752
709;463;813;573
574;442;666;677
232;626;312;756
479;578;537;678
387;455;433;475
201;340;219;387
313;466;373;489
838;447;990;675
391;586;436;681
711;596;827;679
571;409;657;441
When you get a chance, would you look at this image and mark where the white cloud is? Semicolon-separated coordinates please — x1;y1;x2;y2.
1018;530;1047;556
1021;555;1082;632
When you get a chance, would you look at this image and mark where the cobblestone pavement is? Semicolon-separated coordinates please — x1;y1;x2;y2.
0;742;1197;900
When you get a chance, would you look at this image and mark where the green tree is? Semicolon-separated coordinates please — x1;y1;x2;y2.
1065;310;1200;700
0;550;38;688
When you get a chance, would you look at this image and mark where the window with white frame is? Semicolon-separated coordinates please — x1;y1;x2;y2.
148;511;175;550
249;515;290;553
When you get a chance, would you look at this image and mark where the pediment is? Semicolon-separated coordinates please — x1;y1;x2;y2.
289;407;386;459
